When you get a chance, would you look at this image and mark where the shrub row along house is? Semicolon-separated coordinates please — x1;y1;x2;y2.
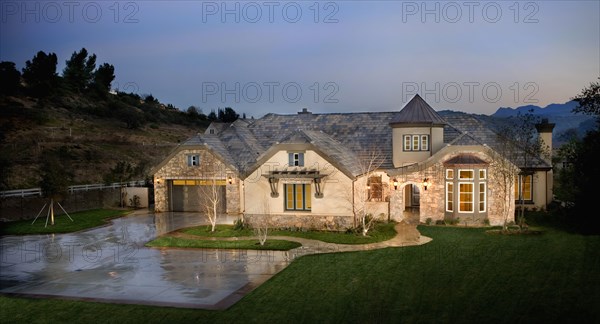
152;95;553;229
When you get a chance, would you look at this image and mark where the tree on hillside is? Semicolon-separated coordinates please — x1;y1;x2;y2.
561;78;600;233
208;110;217;121
22;51;58;97
63;48;97;93
218;107;239;122
93;63;115;95
0;61;21;95
573;77;600;116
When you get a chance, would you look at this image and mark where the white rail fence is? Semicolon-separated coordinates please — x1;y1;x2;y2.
0;180;147;198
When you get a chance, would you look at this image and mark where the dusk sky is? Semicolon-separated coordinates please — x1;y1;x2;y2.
1;1;598;118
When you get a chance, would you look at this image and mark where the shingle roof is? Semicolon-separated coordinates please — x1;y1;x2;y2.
391;94;447;125
178;96;550;176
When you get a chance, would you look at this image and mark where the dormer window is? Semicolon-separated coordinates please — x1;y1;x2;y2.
209;129;215;134
288;152;304;167
403;135;430;151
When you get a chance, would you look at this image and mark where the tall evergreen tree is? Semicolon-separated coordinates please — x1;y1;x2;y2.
93;63;115;95
63;48;96;92
0;61;21;95
22;51;58;97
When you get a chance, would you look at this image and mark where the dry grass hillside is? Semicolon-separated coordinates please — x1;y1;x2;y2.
0;94;206;189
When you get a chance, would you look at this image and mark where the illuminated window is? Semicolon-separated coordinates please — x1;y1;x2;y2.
285;184;311;211
479;183;486;212
446;182;454;212
459;183;474;212
515;175;533;201
459;169;474;180
447;167;487;214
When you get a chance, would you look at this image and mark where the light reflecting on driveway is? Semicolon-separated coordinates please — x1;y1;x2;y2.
0;211;291;309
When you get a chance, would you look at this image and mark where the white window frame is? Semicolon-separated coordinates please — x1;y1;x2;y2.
421;135;429;151
404;135;411;151
458;182;474;213
446;182;454;212
458;169;474;180
479;182;486;212
479;169;487;180
412;135;420;151
446;169;454;179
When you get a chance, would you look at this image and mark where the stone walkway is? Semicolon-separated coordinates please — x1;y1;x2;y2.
0;211;430;310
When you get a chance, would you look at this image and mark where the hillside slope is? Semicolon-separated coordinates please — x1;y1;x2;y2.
0;94;206;189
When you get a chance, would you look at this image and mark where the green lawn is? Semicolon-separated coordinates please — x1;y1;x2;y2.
146;236;301;250
181;222;397;244
1;216;599;323
0;209;131;235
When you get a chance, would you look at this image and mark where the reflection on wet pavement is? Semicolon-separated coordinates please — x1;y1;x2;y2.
0;211;291;309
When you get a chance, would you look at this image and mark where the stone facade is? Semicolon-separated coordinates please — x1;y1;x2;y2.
244;213;353;231
153;148;241;214
388;148;515;226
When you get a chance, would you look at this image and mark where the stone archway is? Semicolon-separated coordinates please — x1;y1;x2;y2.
401;182;421;225
389;182;421;225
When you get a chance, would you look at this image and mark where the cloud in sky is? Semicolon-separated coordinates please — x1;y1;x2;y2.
1;0;598;118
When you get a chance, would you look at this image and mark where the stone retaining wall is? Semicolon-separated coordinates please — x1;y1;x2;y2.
244;213;354;231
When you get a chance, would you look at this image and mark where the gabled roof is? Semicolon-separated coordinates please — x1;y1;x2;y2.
165;96;550;178
390;94;447;126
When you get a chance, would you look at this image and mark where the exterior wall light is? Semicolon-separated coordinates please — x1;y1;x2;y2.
227;176;233;185
393;179;398;190
423;178;430;191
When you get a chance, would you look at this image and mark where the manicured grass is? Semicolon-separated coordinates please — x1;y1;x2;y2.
0;209;131;235
183;224;254;237
181;222;397;244
2;220;599;323
146;236;301;251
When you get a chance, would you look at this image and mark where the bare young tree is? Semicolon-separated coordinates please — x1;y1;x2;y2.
490;111;549;231
351;149;386;236
198;155;227;232
486;146;519;231
252;196;271;246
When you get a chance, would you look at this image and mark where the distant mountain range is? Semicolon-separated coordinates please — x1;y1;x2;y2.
492;100;580;117
489;100;596;145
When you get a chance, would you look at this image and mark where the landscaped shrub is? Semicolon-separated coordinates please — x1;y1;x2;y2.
435;219;445;225
425;218;432;225
482;218;490;226
233;218;247;230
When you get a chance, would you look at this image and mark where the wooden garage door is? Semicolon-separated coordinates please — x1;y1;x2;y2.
169;180;226;212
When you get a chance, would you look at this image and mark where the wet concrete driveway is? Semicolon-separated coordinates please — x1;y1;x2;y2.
0;211;292;309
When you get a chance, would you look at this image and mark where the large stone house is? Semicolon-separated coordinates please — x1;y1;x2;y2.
153;95;553;228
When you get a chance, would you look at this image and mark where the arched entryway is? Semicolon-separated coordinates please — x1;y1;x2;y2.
401;182;420;224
